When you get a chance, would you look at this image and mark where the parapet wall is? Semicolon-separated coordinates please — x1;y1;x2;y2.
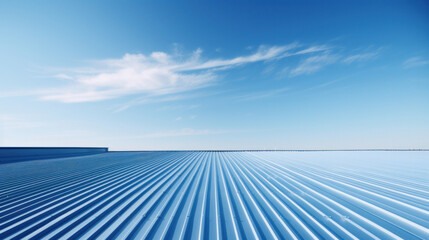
0;147;108;163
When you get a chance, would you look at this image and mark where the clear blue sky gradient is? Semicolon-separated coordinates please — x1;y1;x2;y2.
0;1;428;150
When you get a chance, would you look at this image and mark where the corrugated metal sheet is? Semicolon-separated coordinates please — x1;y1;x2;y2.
0;151;428;239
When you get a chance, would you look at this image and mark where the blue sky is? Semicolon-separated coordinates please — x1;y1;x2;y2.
0;1;428;150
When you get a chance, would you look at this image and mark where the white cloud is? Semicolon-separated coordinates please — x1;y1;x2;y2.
342;51;379;64
294;45;331;55
3;42;379;107
290;54;339;76
36;43;335;104
39;45;303;103
403;57;429;68
42;54;216;103
284;47;381;77
178;44;301;71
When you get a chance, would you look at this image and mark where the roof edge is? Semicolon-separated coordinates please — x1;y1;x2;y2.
0;147;108;164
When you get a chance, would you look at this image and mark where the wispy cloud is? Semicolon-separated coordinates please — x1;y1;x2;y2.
403;57;429;69
290;53;339;76
26;42;335;104
294;45;331;55
177;44;299;71
42;54;216;103
37;44;304;103
2;42;380;109
342;51;379;64
287;48;381;77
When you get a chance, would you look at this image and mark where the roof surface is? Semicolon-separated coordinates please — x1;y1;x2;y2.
0;151;428;239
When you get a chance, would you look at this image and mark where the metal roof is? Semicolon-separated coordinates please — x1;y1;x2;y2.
0;151;428;239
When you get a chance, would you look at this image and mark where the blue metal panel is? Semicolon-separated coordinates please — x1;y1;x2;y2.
0;147;108;163
0;151;428;239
